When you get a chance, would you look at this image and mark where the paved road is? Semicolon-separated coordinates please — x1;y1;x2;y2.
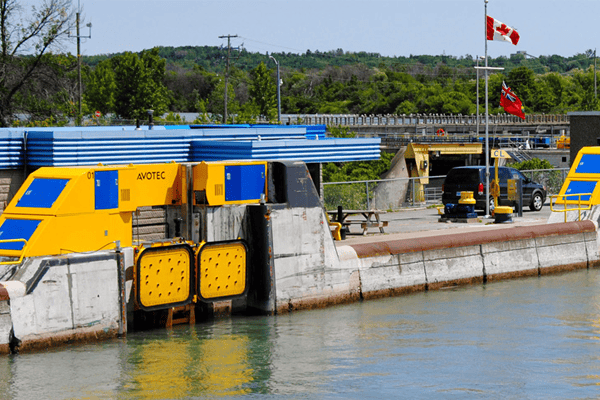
339;201;553;245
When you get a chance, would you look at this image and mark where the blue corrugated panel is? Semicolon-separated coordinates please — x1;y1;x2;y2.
191;138;381;163
248;124;327;140
194;127;305;141
0;131;24;168
299;125;327;140
25;130;191;166
0;125;377;167
191;124;252;129
164;125;190;130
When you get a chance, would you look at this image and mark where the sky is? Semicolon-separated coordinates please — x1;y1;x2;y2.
70;0;598;60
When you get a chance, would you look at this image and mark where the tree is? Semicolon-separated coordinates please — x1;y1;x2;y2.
248;62;276;120
0;0;72;126
110;48;170;120
84;59;116;115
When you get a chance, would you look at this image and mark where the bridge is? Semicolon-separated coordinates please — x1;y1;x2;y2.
280;113;569;139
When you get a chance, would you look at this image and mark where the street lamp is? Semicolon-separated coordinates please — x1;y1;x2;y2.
269;55;281;123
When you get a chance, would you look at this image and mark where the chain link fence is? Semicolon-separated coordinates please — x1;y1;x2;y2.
323;168;569;211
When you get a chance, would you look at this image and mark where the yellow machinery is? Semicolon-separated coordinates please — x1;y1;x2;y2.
551;146;600;221
0;161;267;319
557;134;570;149
405;142;482;202
0;163;185;258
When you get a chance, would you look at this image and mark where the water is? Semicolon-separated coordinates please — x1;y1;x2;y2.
3;269;600;399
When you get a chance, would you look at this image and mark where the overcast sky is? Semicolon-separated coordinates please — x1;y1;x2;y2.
72;0;597;60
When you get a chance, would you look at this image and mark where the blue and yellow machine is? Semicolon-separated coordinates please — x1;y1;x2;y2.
0;160;268;321
551;146;600;221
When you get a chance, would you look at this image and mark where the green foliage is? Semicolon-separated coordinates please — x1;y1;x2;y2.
110;48;170;120
508;158;555;170
327;125;356;138
84;61;116;115
76;46;600;119
248;62;277;121
7;38;600;126
323;152;394;183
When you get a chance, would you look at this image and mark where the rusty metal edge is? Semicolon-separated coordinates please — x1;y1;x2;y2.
351;221;597;258
0;285;8;302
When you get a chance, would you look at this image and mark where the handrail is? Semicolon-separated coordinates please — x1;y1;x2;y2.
0;238;27;265
550;194;592;223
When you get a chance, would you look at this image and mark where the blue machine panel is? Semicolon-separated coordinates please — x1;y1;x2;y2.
0;219;41;250
95;170;119;210
16;178;69;208
575;154;600;174
224;164;266;202
564;180;597;201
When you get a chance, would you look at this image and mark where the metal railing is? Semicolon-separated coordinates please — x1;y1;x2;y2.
323;168;569;211
550;193;592;222
282;113;570;127
0;238;27;265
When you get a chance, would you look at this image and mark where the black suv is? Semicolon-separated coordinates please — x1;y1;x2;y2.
441;166;547;212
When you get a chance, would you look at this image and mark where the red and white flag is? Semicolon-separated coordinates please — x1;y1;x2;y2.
500;81;525;119
487;15;520;45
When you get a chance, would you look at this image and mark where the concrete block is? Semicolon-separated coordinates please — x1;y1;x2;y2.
274;255;357;312
11;265;73;337
271;207;350;311
584;231;600;267
336;246;360;272
0;301;11;353
69;260;120;328
10;253;122;348
271;208;331;258
423;244;481;261
423;245;484;289
205;206;247;242
481;238;538;279
536;234;589;273
360;253;427;299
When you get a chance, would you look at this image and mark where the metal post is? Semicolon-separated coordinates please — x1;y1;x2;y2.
269;55;281;123
76;12;81;124
484;0;490;218
68;1;91;126
476;55;479;136
366;181;370;210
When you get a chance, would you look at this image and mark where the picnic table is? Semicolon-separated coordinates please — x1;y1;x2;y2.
326;208;388;235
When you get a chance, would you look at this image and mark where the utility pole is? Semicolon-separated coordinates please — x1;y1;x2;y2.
69;1;91;125
218;34;238;123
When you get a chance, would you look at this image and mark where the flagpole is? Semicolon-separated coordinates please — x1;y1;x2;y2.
484;0;490;218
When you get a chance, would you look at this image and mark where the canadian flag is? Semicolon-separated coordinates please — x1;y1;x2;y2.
487;15;520;45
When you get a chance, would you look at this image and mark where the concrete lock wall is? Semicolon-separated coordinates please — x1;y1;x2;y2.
270;218;600;309
0;249;133;354
270;207;358;313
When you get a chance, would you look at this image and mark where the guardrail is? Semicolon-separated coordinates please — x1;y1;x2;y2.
0;238;28;265
282;113;570;127
550;193;592;222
